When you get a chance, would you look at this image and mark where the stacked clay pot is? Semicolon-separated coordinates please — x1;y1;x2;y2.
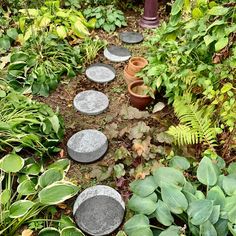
123;57;148;85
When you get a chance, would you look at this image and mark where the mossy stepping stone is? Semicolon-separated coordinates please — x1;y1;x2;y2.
119;32;144;44
104;45;131;62
85;63;116;83
73;90;109;115
67;130;108;163
73;185;125;236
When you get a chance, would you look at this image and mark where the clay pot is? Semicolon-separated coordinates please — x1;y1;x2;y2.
127;57;148;75
123;65;141;85
128;80;153;110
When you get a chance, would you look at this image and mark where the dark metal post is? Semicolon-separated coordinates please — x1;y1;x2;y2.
139;0;158;28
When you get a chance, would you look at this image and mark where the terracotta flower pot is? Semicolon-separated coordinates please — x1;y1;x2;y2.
123;65;141;85
127;57;148;75
128;80;153;110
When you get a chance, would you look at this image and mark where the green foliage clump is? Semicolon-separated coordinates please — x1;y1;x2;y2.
0;81;64;155
0;156;80;236
6;34;82;96
83;5;127;32
124;155;236;236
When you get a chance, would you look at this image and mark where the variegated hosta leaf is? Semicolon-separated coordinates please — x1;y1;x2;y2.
9;200;34;218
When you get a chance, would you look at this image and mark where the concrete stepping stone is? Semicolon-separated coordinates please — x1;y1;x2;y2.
119;32;144;44
67;129;108;163
85;63;115;83
104;45;131;62
73;185;125;236
73;90;109;115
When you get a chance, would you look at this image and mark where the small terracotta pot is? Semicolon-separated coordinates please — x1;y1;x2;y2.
128;80;153;110
123;65;141;85
127;57;148;75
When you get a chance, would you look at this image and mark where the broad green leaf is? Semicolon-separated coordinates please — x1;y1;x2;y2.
6;28;18;40
128;194;157;215
155;200;174;226
171;0;184;15
169;156;190;170
130;176;157;197
207;186;225;208
195;190;205;200
208;205;220;224
200;220;217;236
0;153;24;173
159;226;181;236
56;26;67;39
39;168;64;188
153;167;186;188
71;20;89;38
21;163;41;175
161;185;188;214
17;179;36;195
61;226;85;236
188;200;213;225
221;83;233;94
228;163;236;174
222;174;236;196
38;227;60;236
208;6;229;16
39;16;51;27
124;214;153;236
0;37;10;50
47;159;70;172
228;222;236;236
48;115;60;133
39;181;79;205
8;61;26;70
183;190;197;203
215;219;228;236
215;37;228;52
9;200;34;218
204;35;215;46
10;51;28;63
192;8;203;18
0;189;11;205
59;215;75;229
225;196;236;224
197;157;218;186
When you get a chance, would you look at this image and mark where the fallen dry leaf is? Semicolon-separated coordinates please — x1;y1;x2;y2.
152;102;165;113
22;229;33;236
120;105;149;119
57;203;68;209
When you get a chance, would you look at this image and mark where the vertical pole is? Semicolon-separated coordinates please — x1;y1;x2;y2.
139;0;158;28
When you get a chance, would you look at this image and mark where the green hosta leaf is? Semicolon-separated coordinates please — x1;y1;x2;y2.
39;168;64;188
0;189;11;205
159;226;181;236
225;196;236;224
188;200;213;225
56;26;67;39
161;184;188;214
59;215;75;229
0;153;24;173
10;51;28;63
155;200;174;226
183;190;197;203
215;37;228;52
47;159;70;172
38;227;60;236
228;163;236;174
124;214;153;236
195;190;205;200
192;8;203;18
208;205;220;224
207;186;225;208
71;20;89;38
204;35;215;46
200;220;217;236
208;6;229;16
221;83;233;94
21;163;41;175
9;200;34;218
0;37;10;50
128;194;157;215
197;157;218;186
153;167;186;189
215;219;228;236
130;176;157;197
8;61;26;70
17;179;36;195
222;174;236;196
48;115;61;133
6;28;18;40
169;156;190;170
171;0;184;15
39;181;79;205
61;226;85;236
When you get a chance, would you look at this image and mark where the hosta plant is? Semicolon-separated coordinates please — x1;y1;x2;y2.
83;5;127;32
0;82;64;155
0;156;79;236
124;155;236;236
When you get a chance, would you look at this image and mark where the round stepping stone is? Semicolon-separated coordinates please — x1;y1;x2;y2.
73;185;125;236
104;46;131;62
73;90;109;115
86;63;116;83
67;129;108;163
119;32;144;44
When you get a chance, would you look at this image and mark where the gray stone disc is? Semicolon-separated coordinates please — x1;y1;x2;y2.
86;63;116;83
73;90;109;115
104;46;131;62
119;32;144;44
67;130;108;163
73;185;125;236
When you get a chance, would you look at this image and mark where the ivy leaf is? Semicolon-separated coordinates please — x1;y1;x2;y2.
215;37;228;52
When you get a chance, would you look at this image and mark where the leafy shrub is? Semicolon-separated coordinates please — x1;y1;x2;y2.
7;33;82;96
124;155;236;236
0;81;64;155
0;156;80;236
83;5;127;32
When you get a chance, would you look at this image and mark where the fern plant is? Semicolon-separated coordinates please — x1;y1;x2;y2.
167;95;217;149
